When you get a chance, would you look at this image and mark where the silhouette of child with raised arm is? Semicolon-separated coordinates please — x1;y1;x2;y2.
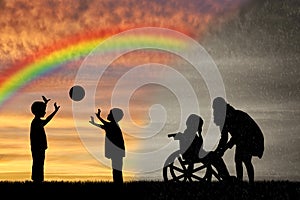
30;96;60;183
89;108;125;185
172;114;230;181
213;97;264;184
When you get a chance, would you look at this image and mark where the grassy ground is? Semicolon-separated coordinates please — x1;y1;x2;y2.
0;180;299;199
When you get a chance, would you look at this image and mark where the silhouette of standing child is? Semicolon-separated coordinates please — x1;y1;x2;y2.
172;114;231;181
30;96;60;182
213;97;264;184
89;108;125;185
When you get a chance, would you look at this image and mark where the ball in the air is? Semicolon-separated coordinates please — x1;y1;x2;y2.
69;85;85;101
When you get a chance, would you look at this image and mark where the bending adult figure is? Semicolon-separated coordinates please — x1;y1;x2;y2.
213;97;264;184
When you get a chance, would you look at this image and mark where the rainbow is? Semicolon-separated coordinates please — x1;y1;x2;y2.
0;27;190;107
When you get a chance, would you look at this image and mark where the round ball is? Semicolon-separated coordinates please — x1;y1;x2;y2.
69;85;85;101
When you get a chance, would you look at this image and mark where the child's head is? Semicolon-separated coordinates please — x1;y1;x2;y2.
107;108;124;122
186;114;203;132
31;101;46;117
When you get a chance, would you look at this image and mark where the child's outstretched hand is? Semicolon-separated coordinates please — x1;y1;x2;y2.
89;116;95;125
42;96;51;104
95;109;101;119
54;102;60;111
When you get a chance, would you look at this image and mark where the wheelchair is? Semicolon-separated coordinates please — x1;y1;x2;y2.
163;133;223;182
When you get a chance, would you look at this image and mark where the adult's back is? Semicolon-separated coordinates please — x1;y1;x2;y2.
227;109;264;159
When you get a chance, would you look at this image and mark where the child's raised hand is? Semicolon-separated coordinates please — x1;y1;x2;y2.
95;109;101;119
42;96;51;104
89;116;95;125
54;102;60;111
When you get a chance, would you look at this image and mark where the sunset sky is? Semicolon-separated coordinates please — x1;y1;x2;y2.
0;0;299;182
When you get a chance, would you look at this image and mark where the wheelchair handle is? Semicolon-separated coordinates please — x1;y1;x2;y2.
168;133;177;138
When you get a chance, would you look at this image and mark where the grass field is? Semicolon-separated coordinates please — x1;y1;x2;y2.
0;180;299;199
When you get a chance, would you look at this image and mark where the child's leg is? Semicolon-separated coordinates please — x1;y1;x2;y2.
112;157;123;184
243;155;254;184
112;169;123;184
31;150;45;182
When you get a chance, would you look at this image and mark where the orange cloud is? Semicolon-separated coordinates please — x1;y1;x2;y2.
0;0;250;66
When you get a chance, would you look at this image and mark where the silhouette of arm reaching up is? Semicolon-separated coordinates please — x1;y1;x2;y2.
89;109;108;130
89;116;105;129
43;102;60;126
95;109;109;125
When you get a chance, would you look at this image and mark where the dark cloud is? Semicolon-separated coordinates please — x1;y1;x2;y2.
201;0;300;107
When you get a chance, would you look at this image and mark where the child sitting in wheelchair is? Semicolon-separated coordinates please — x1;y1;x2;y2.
170;114;232;181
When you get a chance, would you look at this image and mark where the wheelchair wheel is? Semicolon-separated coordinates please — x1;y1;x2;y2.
163;150;222;182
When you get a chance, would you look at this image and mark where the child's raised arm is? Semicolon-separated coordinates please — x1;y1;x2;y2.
43;102;60;125
95;108;109;125
89;116;104;129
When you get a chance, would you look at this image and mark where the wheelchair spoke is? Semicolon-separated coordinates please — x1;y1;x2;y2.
179;174;190;182
170;162;188;182
192;164;207;173
212;168;221;181
178;157;187;171
172;173;186;182
171;165;185;173
190;173;204;181
204;169;212;181
187;176;193;182
163;149;224;183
